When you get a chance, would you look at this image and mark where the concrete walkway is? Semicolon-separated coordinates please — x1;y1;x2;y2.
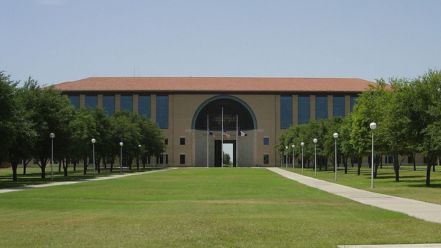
0;168;174;194
267;167;441;224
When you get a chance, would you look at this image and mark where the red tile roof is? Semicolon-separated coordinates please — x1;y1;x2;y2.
53;77;373;93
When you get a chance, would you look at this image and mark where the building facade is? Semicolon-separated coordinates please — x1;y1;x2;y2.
54;77;371;167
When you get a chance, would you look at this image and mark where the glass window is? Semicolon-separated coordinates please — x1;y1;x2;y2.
138;95;151;118
164;138;168;145
350;95;359;112
298;96;310;124
180;154;186;165
156;95;169;129
180;137;185;145
103;95;115;115
68;95;80;109
333;96;345;117
280;95;292;129
121;95;133;112
263;137;270;145
316;95;328;120
85;95;97;109
263;154;269;164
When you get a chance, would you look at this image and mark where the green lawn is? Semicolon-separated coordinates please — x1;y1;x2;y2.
0;168;440;247
286;165;441;205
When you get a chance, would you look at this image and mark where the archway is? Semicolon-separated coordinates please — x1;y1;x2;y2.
192;95;257;167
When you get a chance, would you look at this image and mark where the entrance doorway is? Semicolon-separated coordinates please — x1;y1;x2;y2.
214;140;236;167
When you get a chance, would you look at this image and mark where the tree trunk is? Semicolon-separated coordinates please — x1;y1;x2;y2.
83;158;87;175
73;161;77;172
97;157;101;174
11;161;19;182
41;165;46;179
63;159;68;177
58;161;61;172
357;158;361;175
137;157;140;171
426;161;432;186
393;154;400;182
413;153;416;171
22;159;30;175
110;161;114;172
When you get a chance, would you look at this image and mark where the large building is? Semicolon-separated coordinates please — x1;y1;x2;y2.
54;77;372;167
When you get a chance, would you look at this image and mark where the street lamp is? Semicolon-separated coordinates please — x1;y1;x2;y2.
138;144;142;171
91;138;96;174
285;146;288;168
300;142;305;173
370;122;377;188
119;141;124;174
291;144;295;168
49;132;55;181
333;132;339;181
313;138;318;176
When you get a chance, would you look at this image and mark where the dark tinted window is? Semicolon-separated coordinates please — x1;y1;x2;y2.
333;96;345;117
121;95;133;112
156;95;169;129
85;95;97;109
180;154;186;165
103;95;115;115
180;137;185;145
138;95;151;118
298;96;310;124
68;95;80;109
263;137;269;145
263;154;269;164
316;95;328;120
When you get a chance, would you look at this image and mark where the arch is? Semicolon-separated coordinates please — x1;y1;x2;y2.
191;95;257;130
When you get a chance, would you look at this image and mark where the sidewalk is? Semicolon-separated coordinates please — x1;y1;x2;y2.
267;167;441;224
0;168;174;194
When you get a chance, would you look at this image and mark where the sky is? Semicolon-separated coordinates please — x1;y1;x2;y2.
1;0;441;85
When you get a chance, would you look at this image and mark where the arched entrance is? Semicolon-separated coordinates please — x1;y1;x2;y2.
192;95;257;167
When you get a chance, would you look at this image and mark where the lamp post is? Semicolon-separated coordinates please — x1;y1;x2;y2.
370;122;377;188
119;142;124;174
313;138;318;176
291;144;295;168
138;144;142;171
91;138;96;174
300;142;304;173
333;132;339;181
285;146;288;168
49;133;55;181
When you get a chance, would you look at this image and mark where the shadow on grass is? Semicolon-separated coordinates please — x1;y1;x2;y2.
0;168;161;189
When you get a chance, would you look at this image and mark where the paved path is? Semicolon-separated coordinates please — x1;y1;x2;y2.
0;168;174;194
267;167;441;224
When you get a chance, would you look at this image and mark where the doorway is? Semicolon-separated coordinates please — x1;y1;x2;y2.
214;140;236;167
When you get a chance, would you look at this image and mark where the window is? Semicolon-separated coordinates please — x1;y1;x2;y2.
316;95;328;120
164;138;168;145
85;95;97;109
263;137;270;145
103;95;115;115
350;95;359;112
138;95;151;118
68;95;80;109
280;95;292;129
333;96;345;117
156;95;169;129
180;137;185;145
263;154;269;165
159;154;168;165
180;154;186;165
121;95;133;112
298;96;310;124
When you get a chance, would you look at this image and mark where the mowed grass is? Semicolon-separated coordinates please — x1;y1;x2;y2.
0;168;441;248
286;165;441;204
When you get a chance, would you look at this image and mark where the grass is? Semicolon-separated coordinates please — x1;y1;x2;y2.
0;168;440;247
0;164;159;189
286;164;441;204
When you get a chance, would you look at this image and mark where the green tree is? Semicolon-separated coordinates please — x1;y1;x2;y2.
21;85;74;178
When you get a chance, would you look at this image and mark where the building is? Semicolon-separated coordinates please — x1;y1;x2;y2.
53;77;372;167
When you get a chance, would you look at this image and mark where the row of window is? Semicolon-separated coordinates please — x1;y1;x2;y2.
280;95;359;129
68;95;168;129
142;153;186;165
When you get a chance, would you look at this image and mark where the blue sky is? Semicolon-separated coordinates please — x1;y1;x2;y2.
1;0;440;84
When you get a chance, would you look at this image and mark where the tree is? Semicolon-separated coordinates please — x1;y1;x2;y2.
0;72;16;162
21;85;74;178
